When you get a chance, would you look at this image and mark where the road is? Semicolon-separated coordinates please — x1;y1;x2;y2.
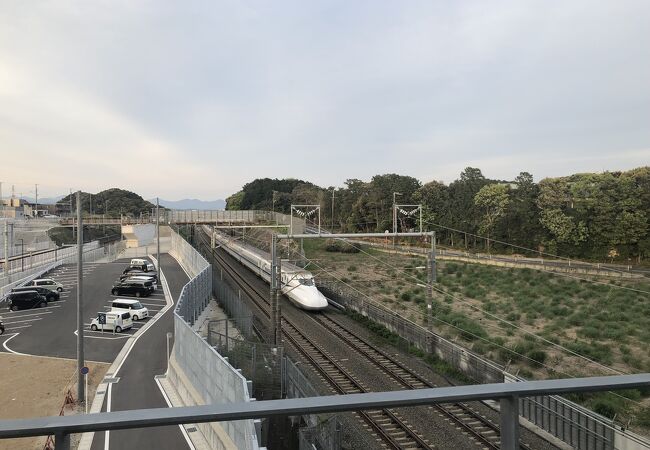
0;254;192;450
90;254;191;450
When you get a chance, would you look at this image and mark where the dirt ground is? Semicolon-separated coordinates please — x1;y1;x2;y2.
0;354;109;450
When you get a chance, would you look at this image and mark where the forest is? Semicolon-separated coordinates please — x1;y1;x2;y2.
226;167;650;262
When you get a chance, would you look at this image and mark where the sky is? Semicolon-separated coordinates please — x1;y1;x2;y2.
1;0;649;200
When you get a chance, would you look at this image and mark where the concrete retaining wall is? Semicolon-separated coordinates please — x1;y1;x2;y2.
171;314;258;449
122;224;156;247
168;227;261;450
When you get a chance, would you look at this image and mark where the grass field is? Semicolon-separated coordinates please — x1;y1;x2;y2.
298;237;650;429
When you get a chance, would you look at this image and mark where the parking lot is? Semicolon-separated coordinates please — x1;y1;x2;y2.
0;258;168;363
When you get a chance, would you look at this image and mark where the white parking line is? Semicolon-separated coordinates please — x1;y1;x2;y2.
4;317;44;325
1;311;52;320
2;305;61;315
5;325;32;331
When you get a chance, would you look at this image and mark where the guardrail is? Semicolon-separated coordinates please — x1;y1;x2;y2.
0;374;648;450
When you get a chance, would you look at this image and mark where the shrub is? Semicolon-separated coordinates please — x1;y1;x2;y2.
527;350;548;368
347;265;358;272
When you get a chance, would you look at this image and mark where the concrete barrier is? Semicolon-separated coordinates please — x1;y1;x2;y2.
167;228;261;450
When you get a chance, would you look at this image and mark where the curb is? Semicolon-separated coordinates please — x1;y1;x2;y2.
77;255;174;450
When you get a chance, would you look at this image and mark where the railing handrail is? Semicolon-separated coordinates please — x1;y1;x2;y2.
0;374;647;440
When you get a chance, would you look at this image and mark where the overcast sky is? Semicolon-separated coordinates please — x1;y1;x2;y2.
1;1;649;200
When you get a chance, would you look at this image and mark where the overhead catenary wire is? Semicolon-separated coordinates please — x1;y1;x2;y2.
217;226;646;408
286;246;645;408
324;236;631;375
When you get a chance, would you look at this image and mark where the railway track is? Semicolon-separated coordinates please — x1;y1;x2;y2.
197;229;433;449
196;227;533;450
313;314;534;450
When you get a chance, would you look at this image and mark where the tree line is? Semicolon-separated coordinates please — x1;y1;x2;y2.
225;166;650;262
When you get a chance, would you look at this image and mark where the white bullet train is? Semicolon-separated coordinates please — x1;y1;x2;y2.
209;227;329;311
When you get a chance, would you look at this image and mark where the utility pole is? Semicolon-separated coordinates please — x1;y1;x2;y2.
76;191;85;404
35;184;38;218
331;188;335;230
70;189;75;240
392;192;402;246
89;193;92;216
156;197;160;284
3;221;8;279
18;238;24;272
270;234;282;345
427;231;436;328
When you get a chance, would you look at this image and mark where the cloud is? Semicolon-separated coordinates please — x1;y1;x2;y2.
1;0;649;198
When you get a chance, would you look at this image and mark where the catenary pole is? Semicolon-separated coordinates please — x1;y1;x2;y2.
76;191;85;403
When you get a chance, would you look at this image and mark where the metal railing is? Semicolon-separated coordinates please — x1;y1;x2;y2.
1;240;124;298
0;374;647;450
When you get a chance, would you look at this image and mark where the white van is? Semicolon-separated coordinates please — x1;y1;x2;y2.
111;299;149;321
129;259;155;273
90;311;133;333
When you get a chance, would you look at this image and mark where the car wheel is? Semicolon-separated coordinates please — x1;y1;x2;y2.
57;287;63;292
133;315;139;321
135;292;141;298
115;326;122;333
91;324;98;331
39;301;47;308
10;305;18;311
112;289;119;295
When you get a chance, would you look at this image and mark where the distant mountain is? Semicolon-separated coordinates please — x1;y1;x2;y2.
18;195;66;205
57;189;156;217
153;198;226;210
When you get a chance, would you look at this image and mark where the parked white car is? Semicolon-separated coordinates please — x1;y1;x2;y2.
111;299;148;321
27;278;64;293
90;311;133;333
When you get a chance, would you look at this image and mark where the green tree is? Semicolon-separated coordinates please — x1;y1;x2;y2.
474;184;510;252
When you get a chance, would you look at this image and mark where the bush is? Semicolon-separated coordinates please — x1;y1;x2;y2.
527;349;548;368
324;239;360;253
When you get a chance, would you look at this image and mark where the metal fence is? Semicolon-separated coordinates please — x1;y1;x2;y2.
317;280;633;450
207;319;284;401
169;228;261;449
1;240;122;298
298;416;342;450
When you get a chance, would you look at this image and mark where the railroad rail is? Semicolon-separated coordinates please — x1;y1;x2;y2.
196;227;536;449
313;314;534;450
197;228;433;449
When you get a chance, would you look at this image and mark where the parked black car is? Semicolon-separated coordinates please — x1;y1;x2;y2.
119;270;157;283
111;280;153;298
11;286;60;301
6;291;48;311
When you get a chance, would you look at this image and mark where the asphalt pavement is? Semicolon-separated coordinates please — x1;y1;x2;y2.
0;260;166;362
91;253;191;450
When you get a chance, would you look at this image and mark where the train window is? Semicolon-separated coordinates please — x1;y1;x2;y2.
298;278;314;286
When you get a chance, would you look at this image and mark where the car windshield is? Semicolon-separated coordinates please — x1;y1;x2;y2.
132;302;143;309
298;277;314;286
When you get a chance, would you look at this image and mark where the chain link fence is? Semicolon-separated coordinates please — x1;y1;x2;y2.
207;319;284;401
298;416;342;450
